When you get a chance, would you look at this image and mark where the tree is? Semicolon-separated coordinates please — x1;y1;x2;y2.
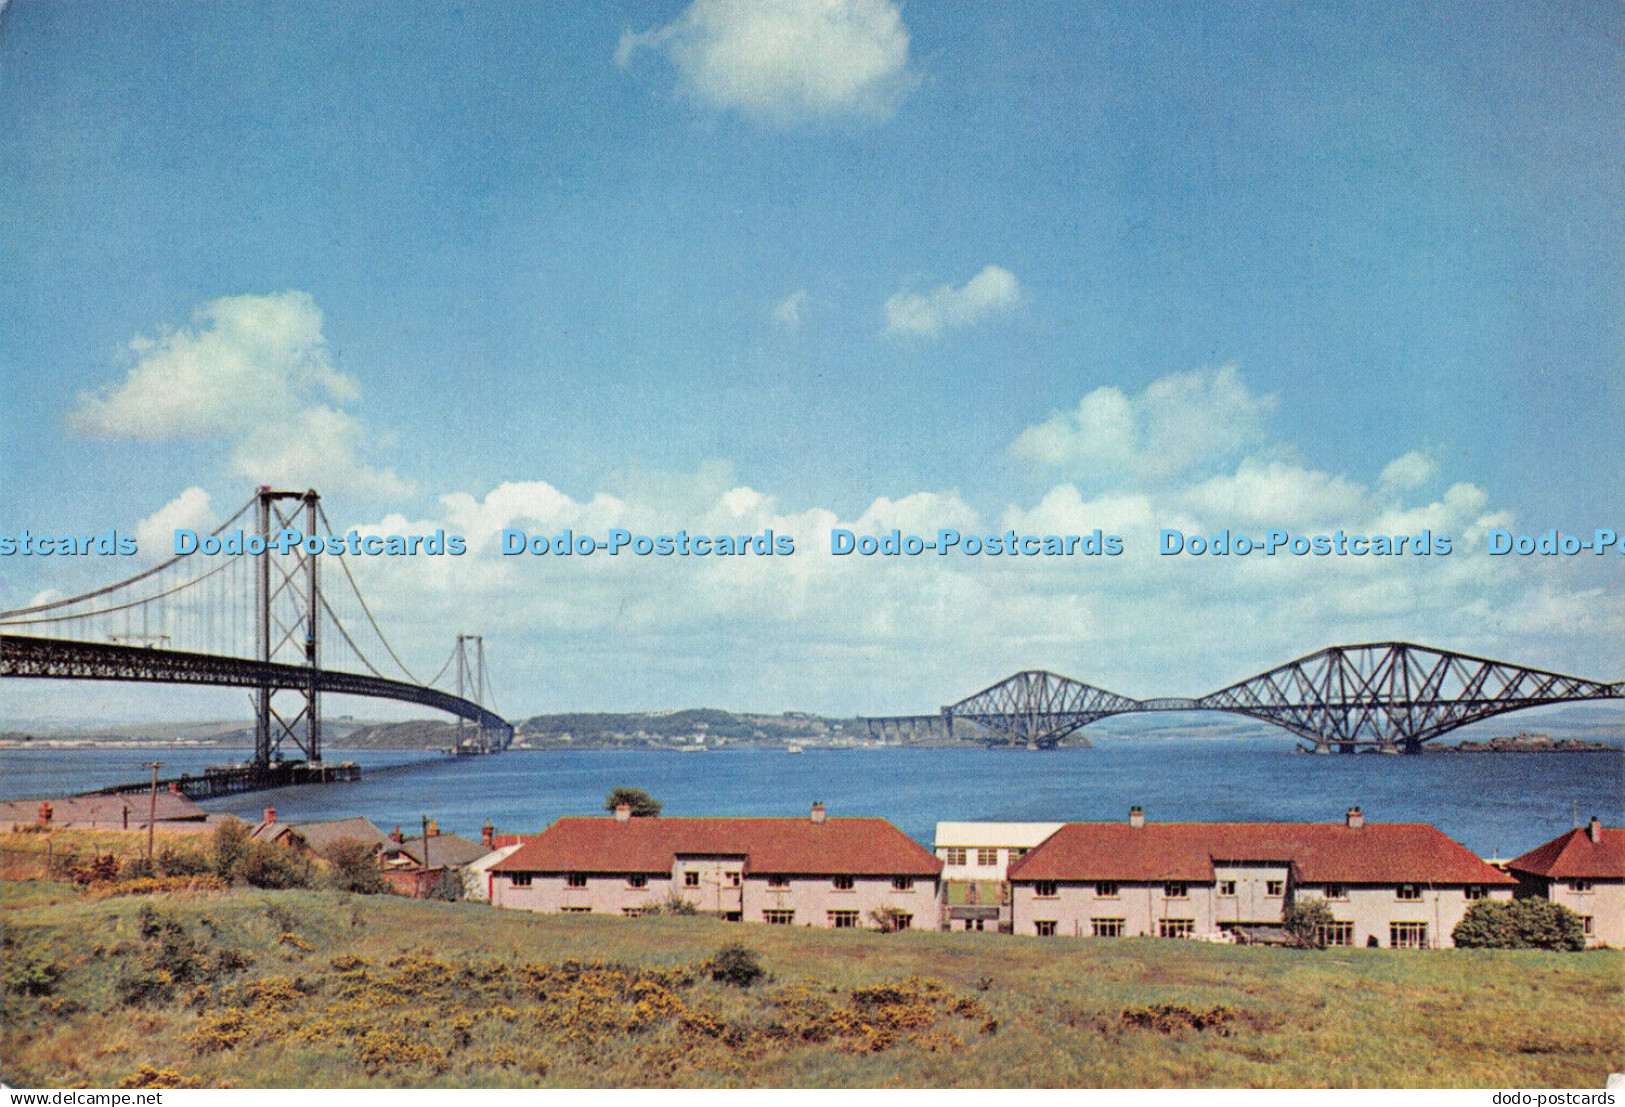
1452;898;1586;951
322;838;389;895
1281;897;1336;949
605;787;662;817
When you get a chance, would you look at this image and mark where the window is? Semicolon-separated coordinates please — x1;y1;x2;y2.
1091;918;1125;938
976;848;999;866
1581;916;1594;937
1095;881;1119;898
828;910;861;928
1034;880;1058;898
1464;884;1486;900
1323;884;1347;901
763;909;795;925
1218;880;1236;897
509;874;532;888
1568;880;1593;893
622;907;646;918
1164;882;1188;899
964;918;984;932
892;876;914;892
566;873;588;888
1011;848;1028;860
1395;884;1422;901
890;914;913;931
832;875;855;891
1390;922;1428;949
766;875;790;889
561;906;592;914
725;871;741;887
684;871;700;887
1159;919;1195;939
627;874;647;889
944;848;968;865
1318;922;1354;947
1034;920;1058;937
1265;880;1284;897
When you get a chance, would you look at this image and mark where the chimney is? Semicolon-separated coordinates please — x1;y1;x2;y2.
811;801;827;824
427;820;440;837
481;820;495;847
1128;805;1144;828
390;825;404;844
1346;806;1364;829
263;807;277;826
168;782;181;793
37;801;52;825
1589;816;1602;844
614;802;631;822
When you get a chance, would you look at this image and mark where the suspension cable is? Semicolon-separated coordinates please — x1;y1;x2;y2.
315;503;422;684
0;494;257;620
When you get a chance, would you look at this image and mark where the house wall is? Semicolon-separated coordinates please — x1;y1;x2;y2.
492;870;941;929
491;872;675;916
937;846;1033;883
1012;878;1512;945
1012;881;1220;938
1530;877;1625;948
744;875;939;929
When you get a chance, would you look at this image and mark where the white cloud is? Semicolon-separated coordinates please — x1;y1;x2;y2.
69;292;414;500
883;265;1021;338
617;0;917;125
772;289;809;329
1010;364;1276;484
1380;450;1438;492
135;487;216;560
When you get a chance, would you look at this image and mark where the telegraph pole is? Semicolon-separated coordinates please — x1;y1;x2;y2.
144;761;163;866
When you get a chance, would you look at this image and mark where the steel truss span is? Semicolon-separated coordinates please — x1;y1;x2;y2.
944;670;1143;749
1195;642;1621;753
927;643;1620;752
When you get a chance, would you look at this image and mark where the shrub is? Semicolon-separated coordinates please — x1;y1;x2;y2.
707;943;764;988
322;838;389;895
1452;898;1587;951
157;844;211;878
3;944;62;996
1282;897;1335;949
211;817;251;880
643;890;698;916
120;856;156;882
869;906;913;933
427;869;464;902
237;841;310;889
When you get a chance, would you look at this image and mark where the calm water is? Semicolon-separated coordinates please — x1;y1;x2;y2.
4;740;1619;860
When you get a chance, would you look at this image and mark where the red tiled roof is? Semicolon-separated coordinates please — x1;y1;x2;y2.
1507;827;1625;881
1006;821;1514;886
492;817;942;877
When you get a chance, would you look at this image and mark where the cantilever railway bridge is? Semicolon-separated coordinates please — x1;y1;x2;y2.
864;643;1623;753
1;488;513;776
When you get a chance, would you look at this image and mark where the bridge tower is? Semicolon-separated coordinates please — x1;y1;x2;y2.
254;488;322;767
454;634;486;752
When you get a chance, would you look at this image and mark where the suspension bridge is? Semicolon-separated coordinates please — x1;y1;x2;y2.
864;643;1623;753
1;488;513;796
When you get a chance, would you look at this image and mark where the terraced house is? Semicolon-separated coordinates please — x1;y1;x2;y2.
489;802;942;929
1507;819;1624;948
1007;807;1515;947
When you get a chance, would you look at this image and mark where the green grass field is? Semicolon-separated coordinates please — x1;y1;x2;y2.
3;839;1621;1088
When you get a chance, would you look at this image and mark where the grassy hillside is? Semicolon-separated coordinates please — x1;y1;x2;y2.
3;838;1621;1088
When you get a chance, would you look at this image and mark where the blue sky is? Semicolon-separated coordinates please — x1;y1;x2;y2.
1;1;1621;721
